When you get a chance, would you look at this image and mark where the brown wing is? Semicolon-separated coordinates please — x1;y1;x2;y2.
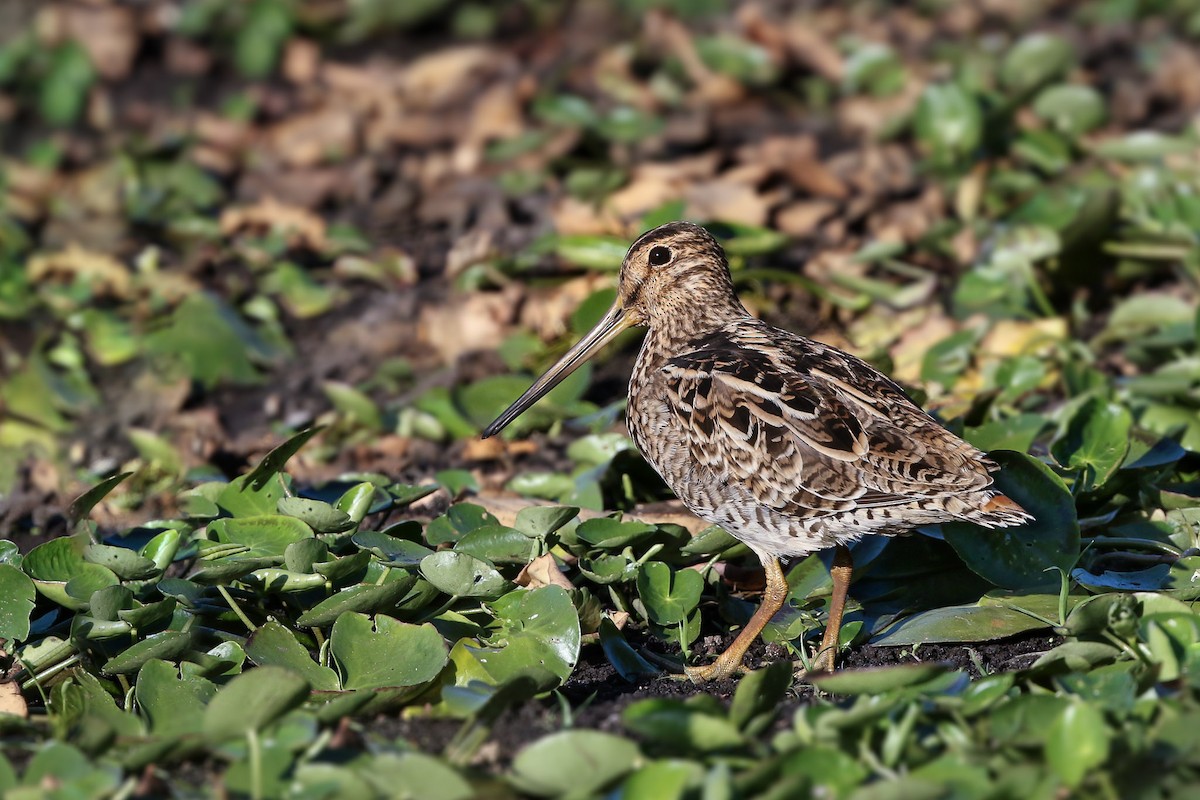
661;326;995;519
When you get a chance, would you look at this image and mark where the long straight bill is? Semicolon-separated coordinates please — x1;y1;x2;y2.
482;303;634;438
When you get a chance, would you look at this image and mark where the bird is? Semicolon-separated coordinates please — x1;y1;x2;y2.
483;221;1033;682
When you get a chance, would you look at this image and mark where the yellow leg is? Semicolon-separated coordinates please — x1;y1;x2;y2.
810;544;853;673
686;555;788;683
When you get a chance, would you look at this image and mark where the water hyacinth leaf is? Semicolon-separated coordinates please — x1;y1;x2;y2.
387;483;439;507
134;659;217;737
871;604;1050;647
941;451;1080;590
217;473;289;518
1051;398;1132;488
509;730;640;797
1000;33;1073;95
514;505;579;538
358;753;474;800
1032;84;1106;137
82;544;159;581
1045;702;1110;788
623;699;744;752
729;661;793;732
336;482;378;523
277;497;355;534
242;568;328;593
811;663;953;695
914;83;981;165
312;550;371;583
576;517;658;548
455;525;536;565
102;630;195;675
695;34;778;86
0;564;36;644
145;291;284;388
140;528;184;571
295;575;416;628
208;515;314;557
599;617;659;681
67;472;132;526
420;551;509;598
23;537;119;609
964;414;1047;454
489;586;581;678
352;531;433;566
637;562;703;625
425;504;499;546
203;666;310;741
284;538;328;573
246;621;340;690
238;427;323;491
330;613;448;690
616;760;704;800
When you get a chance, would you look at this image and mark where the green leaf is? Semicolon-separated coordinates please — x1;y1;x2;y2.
636;562;703;625
134;659;217;737
277;496;355;534
455;524;536;565
330;613;448;690
509;730;640;797
67;472;132;526
102;630;195;675
872;601;1052;646
811;663;952;695
420;551;509;598
246;621;340;690
576;517;658;548
1051;398;1132;488
623;699;744;752
243;427;323;491
941;451;1080;590
0;564;35;645
208;515;314;557
1045;702;1110;788
295;576;416;628
729;661;793;732
23;537;119;610
1032;84;1106;137
1000;33;1073;95
82;544;159;581
488;586;581;680
358;753;474;800
145;292;284;388
514;506;579;538
914;83;981;166
599;617;659;681
40;42;96;125
203;666;310;740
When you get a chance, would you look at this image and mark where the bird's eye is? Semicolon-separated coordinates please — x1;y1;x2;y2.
648;246;672;266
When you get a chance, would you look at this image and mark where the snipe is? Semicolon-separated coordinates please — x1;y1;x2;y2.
484;222;1031;682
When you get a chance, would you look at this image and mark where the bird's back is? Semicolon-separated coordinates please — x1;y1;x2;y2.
628;317;1030;557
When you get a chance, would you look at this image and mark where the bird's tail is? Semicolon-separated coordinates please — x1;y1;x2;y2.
964;492;1034;528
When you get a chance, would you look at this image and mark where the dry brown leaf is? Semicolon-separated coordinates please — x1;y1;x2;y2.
61;4;138;80
516;553;575;591
0;681;28;719
269;108;358;168
283;38;322;85
219;197;327;250
782;16;844;81
685;179;773;227
607;610;631;630
775;199;838;236
401;46;507;108
519;275;610;341
418;289;519;364
461;437;538;461
28;244;131;297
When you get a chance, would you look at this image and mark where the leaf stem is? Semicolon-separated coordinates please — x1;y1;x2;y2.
217;584;257;633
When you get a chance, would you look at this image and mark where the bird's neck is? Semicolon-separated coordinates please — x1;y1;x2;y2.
642;290;749;355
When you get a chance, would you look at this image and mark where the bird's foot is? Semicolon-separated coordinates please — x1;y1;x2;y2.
681;657;749;684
